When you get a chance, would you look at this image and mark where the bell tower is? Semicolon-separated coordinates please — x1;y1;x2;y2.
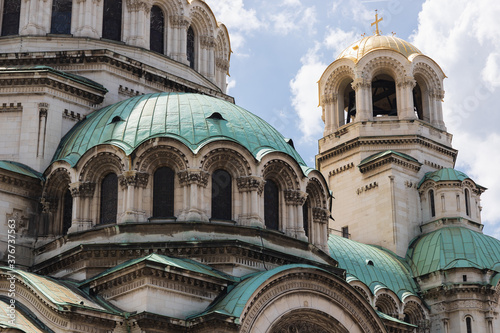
316;19;457;256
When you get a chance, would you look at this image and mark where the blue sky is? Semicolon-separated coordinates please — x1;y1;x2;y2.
206;0;500;239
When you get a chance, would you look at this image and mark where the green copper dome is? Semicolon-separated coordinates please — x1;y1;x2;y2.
53;93;307;167
418;168;485;189
407;227;500;279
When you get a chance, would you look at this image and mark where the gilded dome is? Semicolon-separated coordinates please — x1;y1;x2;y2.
337;35;421;62
53;93;307;168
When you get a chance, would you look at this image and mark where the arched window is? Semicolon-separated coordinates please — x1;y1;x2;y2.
429;189;435;217
466;317;472;333
150;5;165;54
211;169;232;220
372;75;397;117
465;188;471;217
343;83;356;125
50;0;72;34
302;199;309;237
153;167;175;218
99;173;118;224
62;189;73;235
187;26;195;69
1;0;21;36
102;0;122;41
264;179;279;230
413;82;423;120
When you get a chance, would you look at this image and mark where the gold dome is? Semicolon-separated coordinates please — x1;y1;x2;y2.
337;34;421;62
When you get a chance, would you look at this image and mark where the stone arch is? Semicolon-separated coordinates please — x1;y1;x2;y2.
78;152;124;183
215;27;230;61
360;54;407;82
269;309;349;333
41;167;72;236
351;283;373;305
324;64;356;95
134;143;189;174
403;299;427;326
261;159;300;191
188;1;216;37
163;0;184;18
200;147;251;179
239;267;386;333
306;177;327;209
375;292;399;317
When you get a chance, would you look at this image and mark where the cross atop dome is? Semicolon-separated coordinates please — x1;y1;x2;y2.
371;10;383;35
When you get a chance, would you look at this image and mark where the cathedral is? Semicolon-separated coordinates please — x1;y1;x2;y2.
0;1;498;332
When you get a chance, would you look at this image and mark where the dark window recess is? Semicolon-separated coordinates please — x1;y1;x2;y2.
1;0;21;36
264;179;279;230
102;0;122;41
62;189;73;235
211;169;232;220
50;0;72;34
302;200;309;237
466;317;472;333
150;5;165;54
372;77;397;117
153;167;175;217
342;226;349;239
465;188;471;217
429;189;436;217
463;275;467;282
100;173;118;224
187;26;195;69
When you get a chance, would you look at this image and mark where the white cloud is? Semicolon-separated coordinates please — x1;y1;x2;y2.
204;0;264;51
289;43;327;142
267;3;317;36
412;0;500;237
324;27;358;56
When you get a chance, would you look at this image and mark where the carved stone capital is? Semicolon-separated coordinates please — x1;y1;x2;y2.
312;207;329;224
237;176;265;195
118;171;149;188
431;89;445;100
126;0;151;12
398;76;416;88
178;169;209;187
200;36;216;48
351;78;370;90
321;93;338;105
216;58;229;71
284;190;308;205
69;182;95;198
170;15;189;28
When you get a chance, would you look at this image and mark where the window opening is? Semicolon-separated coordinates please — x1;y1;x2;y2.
62;189;73;235
1;0;21;36
465;188;471;217
302;200;309;237
102;0;122;41
50;0;72;34
466;317;472;333
150;5;165;54
99;173;118;224
372;76;397;117
187;26;195;69
429;189;435;217
413;83;423;120
342;226;349;239
264;179;279;230
211;169;232;220
153;167;175;218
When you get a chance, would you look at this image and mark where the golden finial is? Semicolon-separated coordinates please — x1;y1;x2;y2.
392;31;396;36
361;33;366;37
371;10;383;35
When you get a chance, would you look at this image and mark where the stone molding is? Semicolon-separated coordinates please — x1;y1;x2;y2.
200;148;251;177
312;207;329;224
358;155;421;174
118;84;143;97
69;181;96;197
0;102;22;112
329;162;354;177
284;189;307;205
62;109;82;121
356;182;378;195
240;271;384;333
118;171;149;188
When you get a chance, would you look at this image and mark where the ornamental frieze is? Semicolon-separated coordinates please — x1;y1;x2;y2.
284;190;307;205
312;207;329;224
69;182;96;197
118;171;149;188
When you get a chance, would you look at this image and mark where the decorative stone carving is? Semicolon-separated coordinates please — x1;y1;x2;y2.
69;182;96;197
178;169;209;187
312;207;329;224
170;15;189;28
237;176;265;194
284;190;307;205
118;171;149;189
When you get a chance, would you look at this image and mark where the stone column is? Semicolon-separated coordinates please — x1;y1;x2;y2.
67;181;95;233
20;0;50;35
118;171;149;223
312;207;329;251
322;93;337;135
431;89;446;130
284;190;308;240
398;76;416;120
177;169;209;222
236;176;265;227
124;0;151;48
170;15;189;64
352;79;371;122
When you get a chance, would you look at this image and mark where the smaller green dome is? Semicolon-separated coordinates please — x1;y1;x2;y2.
328;235;419;300
53;93;306;167
407;227;500;279
418;168;485;190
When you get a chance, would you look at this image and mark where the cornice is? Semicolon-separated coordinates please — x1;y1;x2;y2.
359;154;421;174
317;135;457;163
